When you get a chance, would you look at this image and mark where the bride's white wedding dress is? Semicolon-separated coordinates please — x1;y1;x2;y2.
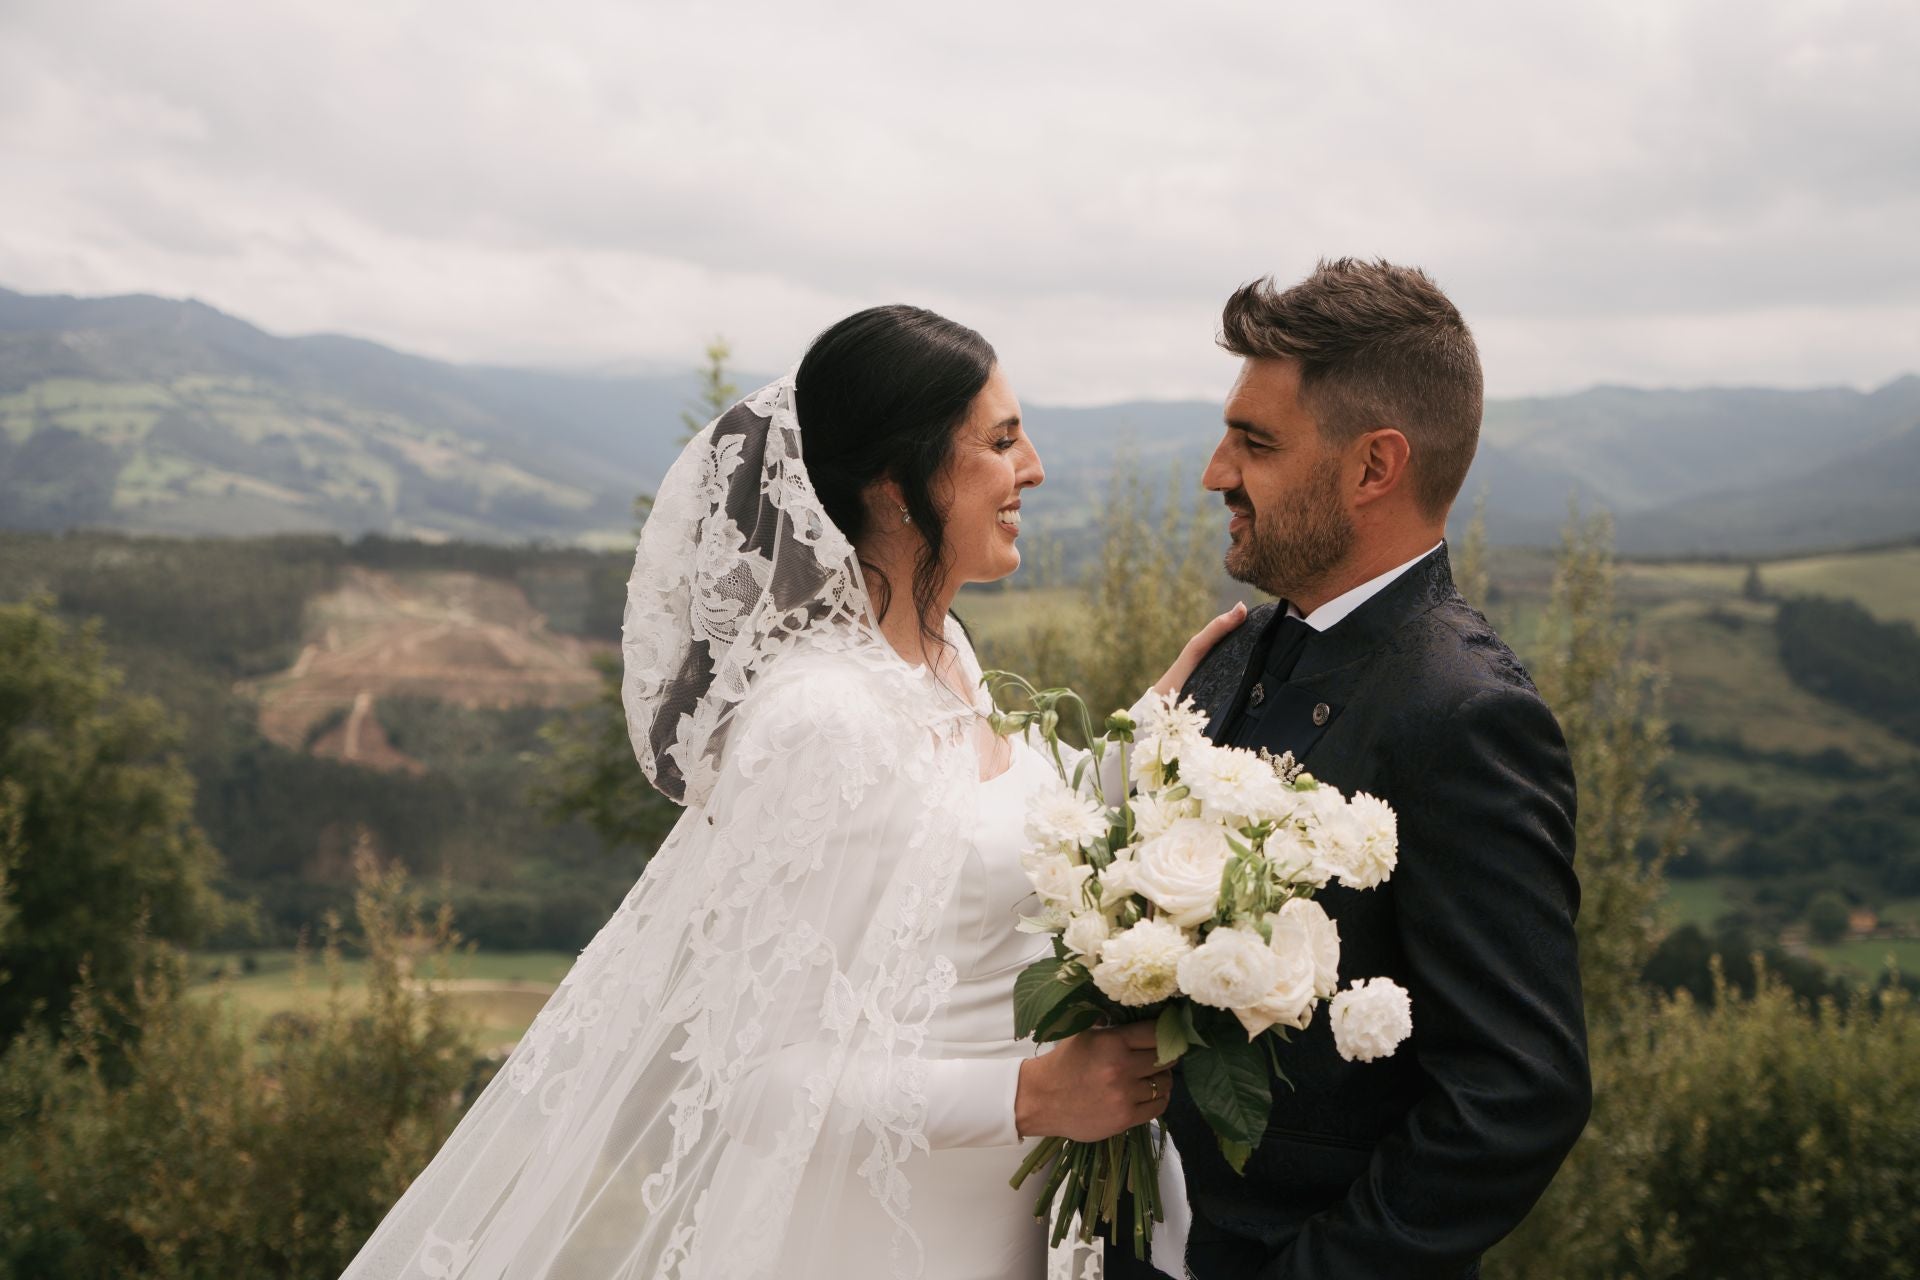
790;701;1061;1279
339;373;1112;1280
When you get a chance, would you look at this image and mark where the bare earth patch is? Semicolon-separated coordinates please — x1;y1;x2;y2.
245;566;608;768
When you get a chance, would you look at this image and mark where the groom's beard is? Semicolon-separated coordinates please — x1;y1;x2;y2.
1223;460;1355;605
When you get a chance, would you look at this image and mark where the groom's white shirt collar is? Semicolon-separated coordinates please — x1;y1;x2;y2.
1288;541;1445;632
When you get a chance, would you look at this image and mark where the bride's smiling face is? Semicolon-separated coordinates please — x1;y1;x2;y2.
931;365;1044;588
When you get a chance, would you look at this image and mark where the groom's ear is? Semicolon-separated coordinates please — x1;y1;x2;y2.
1351;428;1413;508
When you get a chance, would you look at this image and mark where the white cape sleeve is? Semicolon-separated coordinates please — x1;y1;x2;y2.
340;654;988;1280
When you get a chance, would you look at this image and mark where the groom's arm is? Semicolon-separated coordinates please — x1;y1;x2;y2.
1266;682;1592;1280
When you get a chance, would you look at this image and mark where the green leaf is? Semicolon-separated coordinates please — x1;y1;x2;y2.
1184;1035;1272;1151
1154;1004;1191;1066
1041;1003;1105;1041
1177;1000;1210;1049
1217;1135;1254;1174
1013;957;1074;1040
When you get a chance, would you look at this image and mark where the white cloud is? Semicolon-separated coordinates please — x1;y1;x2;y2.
1;0;1914;402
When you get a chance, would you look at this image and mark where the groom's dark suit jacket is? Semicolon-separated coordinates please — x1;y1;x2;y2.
1108;546;1591;1280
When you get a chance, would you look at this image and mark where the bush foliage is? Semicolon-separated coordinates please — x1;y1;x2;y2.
0;851;481;1280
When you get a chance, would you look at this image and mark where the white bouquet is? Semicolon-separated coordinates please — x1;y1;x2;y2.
985;674;1413;1260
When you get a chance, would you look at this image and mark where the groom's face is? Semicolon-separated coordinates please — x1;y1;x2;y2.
1204;358;1355;602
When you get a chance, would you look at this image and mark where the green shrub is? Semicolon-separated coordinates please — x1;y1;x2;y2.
0;850;483;1280
1807;890;1851;944
1490;968;1920;1280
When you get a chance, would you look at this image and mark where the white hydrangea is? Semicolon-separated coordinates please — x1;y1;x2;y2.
1025;783;1111;854
1128;818;1235;929
1063;910;1113;961
1330;977;1413;1062
1274;897;1340;998
1024;849;1094;908
1177;926;1283;1010
1091;917;1193;1006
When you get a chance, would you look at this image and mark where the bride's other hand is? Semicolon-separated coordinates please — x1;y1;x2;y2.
1152;601;1248;697
1013;1022;1172;1143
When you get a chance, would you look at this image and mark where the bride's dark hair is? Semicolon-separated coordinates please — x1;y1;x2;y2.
795;304;996;645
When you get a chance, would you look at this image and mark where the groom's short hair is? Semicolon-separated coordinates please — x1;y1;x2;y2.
1220;259;1482;518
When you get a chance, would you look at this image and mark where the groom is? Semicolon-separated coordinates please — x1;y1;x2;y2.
1107;260;1591;1279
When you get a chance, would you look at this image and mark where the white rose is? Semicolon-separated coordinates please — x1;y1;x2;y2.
1026;784;1110;853
1129;818;1235;928
1263;824;1330;890
1097;856;1140;903
1091;918;1193;1006
1063;911;1113;960
1026;850;1094;908
1330;977;1413;1062
1333;793;1398;889
1177;926;1283;1010
1274;897;1340;999
1231;916;1320;1038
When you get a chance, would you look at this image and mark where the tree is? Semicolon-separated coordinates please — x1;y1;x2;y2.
1806;889;1850;944
533;653;679;853
633;337;739;533
0;846;481;1277
553;340;739;851
0;599;231;1047
1528;509;1687;1033
680;337;740;443
1452;494;1491;611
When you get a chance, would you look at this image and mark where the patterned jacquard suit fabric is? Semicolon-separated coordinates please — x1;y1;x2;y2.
1107;546;1591;1280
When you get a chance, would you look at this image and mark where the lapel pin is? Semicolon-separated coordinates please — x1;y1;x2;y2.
1249;682;1266;708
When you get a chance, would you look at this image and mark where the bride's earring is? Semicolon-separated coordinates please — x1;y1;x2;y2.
899;505;912;526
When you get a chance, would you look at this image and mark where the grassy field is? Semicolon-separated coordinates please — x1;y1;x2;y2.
1636;596;1918;766
1806;937;1920;980
1660;877;1742;930
190;948;574;1050
954;582;1089;648
1621;543;1920;625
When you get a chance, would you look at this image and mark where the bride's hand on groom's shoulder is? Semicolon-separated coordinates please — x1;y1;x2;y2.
1153;602;1249;698
1012;1023;1172;1144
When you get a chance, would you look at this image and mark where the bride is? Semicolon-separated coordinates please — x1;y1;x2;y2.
341;305;1242;1280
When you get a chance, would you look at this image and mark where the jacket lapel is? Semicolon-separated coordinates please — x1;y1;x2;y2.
1238;546;1461;765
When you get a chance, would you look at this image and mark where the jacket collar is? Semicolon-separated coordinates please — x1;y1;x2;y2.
1288;542;1459;684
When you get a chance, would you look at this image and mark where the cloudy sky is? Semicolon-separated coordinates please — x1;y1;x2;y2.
2;0;1915;403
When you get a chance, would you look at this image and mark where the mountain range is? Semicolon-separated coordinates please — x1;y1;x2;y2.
2;286;1915;556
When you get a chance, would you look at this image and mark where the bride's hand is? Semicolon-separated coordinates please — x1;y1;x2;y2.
1152;602;1249;697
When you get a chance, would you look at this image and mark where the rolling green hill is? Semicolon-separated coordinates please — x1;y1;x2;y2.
4;285;1916;558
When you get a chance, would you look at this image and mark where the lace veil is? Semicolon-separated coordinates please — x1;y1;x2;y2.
340;374;997;1280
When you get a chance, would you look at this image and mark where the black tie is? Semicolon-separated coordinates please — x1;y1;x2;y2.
1264;614;1314;684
